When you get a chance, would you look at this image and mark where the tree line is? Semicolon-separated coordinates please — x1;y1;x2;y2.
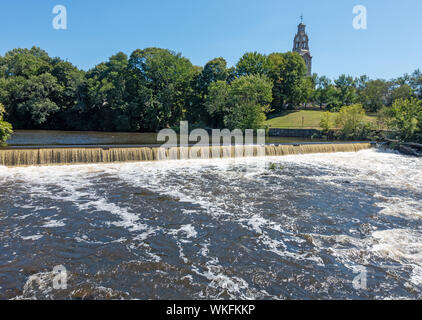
0;47;310;133
313;72;422;112
0;46;421;142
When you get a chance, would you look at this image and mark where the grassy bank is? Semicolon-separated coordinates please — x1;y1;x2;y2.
265;110;377;129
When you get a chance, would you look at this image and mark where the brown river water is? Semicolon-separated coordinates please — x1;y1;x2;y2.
6;130;333;147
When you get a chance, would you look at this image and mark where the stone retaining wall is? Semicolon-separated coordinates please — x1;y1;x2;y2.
268;128;322;138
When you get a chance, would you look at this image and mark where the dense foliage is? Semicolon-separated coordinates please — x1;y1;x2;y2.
0;46;421;139
0;47;310;132
319;104;374;140
385;98;422;142
313;71;421;113
205;74;273;130
0;103;13;144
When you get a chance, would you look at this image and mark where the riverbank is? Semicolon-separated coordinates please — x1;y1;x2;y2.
379;140;422;157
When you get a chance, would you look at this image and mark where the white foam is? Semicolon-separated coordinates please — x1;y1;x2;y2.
371;229;422;263
170;224;198;239
42;219;66;228
21;235;43;241
371;229;422;287
374;194;422;220
2;149;422;298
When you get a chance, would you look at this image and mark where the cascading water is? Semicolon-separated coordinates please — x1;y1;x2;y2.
0;143;372;166
1;146;421;300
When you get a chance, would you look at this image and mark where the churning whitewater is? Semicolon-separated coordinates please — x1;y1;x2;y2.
0;148;421;299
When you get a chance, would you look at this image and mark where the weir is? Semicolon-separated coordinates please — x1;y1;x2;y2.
0;143;372;167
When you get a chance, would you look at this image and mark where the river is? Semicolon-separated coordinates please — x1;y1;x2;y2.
0;148;421;299
6;130;334;147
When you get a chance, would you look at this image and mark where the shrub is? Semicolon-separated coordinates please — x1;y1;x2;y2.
387;98;422;142
335;104;371;140
0;103;14;145
320;112;334;135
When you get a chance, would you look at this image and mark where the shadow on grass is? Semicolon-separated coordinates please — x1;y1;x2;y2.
266;110;300;121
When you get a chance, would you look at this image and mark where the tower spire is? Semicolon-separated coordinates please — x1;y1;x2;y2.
293;19;312;76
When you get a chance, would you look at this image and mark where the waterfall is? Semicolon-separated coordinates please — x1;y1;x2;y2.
0;143;372;167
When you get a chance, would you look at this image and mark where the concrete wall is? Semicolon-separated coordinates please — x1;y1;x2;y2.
269;128;322;138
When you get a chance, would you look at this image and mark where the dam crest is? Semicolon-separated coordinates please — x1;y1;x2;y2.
0;143;372;167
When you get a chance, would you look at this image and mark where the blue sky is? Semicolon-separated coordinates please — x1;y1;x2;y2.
0;0;420;80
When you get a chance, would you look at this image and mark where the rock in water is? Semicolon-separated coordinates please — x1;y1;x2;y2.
403;142;422;151
399;145;422;157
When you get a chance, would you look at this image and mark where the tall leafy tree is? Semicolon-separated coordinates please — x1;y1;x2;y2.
127;48;196;131
0;103;13;144
15;73;60;127
86;52;131;131
186;57;232;124
203;80;230;128
314;76;331;108
358;79;389;112
267;52;307;111
0;47;52;78
205;74;273;130
0;47;60;128
0;47;86;129
51;60;87;129
236;52;270;77
410;69;422;99
300;76;315;106
387;98;422;141
387;83;413;106
334;75;357;106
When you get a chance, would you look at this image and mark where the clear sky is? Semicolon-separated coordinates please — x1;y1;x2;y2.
0;0;421;80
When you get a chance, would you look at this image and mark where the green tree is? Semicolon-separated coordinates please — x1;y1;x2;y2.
267;52;307;111
205;75;273;130
358;79;389;112
204;80;230;128
0;47;52;78
0;47;61;128
86;52;131;131
50;60;87;129
410;69;422;99
335;104;371;139
236;52;270;77
127;48;196;131
0;103;13;144
387;83;413;106
0;47;86;130
186;57;231;124
387;98;422;141
300;76;316;106
314;76;341;110
334;75;357;106
15;73;60;127
319;111;334;134
355;75;369;92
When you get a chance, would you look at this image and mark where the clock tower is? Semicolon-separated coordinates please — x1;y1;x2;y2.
293;19;312;76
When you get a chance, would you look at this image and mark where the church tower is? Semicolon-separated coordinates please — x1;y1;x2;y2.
293;19;312;76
